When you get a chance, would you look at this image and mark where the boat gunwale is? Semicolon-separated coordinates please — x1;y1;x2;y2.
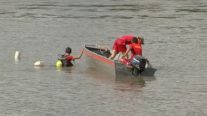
83;46;114;66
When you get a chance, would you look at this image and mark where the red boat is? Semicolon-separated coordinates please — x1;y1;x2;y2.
83;45;156;78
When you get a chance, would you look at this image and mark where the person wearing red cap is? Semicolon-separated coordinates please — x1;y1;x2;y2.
109;35;134;59
60;47;84;66
109;35;144;60
122;37;144;60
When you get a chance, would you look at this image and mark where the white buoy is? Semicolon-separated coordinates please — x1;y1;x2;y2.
34;60;44;67
14;51;21;61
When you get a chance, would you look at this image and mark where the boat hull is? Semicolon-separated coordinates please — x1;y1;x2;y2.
83;45;156;79
83;45;115;78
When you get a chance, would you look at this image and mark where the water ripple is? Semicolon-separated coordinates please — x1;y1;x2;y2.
177;8;207;13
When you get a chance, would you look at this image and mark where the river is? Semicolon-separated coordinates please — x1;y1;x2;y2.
0;0;207;115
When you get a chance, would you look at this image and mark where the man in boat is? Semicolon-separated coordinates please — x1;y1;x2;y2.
122;37;143;60
108;35;143;60
58;47;84;67
120;37;151;71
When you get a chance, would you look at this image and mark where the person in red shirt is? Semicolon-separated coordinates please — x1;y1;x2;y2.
122;37;144;59
61;47;84;66
109;35;137;60
119;37;144;66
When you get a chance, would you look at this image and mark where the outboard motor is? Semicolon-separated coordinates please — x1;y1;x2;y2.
130;55;147;75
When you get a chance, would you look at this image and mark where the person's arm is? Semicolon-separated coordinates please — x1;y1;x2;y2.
109;50;117;59
58;54;67;60
122;46;132;59
73;48;84;60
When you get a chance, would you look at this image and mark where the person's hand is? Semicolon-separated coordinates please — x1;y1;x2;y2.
81;48;84;53
121;55;126;59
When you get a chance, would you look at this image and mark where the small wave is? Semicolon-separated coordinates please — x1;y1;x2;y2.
55;15;133;19
0;11;15;15
176;8;207;13
109;8;140;11
65;4;138;8
152;16;177;19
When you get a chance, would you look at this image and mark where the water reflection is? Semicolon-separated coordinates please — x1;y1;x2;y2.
113;82;144;92
116;76;145;86
176;8;207;13
85;65;147;87
56;66;73;74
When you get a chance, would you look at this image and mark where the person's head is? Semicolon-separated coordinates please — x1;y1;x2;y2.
131;37;138;43
65;47;72;54
137;36;144;44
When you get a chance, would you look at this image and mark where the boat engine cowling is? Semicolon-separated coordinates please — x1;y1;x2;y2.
130;55;147;74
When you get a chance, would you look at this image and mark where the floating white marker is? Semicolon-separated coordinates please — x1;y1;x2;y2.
14;51;21;61
34;60;44;67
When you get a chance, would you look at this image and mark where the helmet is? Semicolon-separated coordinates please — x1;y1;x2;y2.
65;47;72;54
